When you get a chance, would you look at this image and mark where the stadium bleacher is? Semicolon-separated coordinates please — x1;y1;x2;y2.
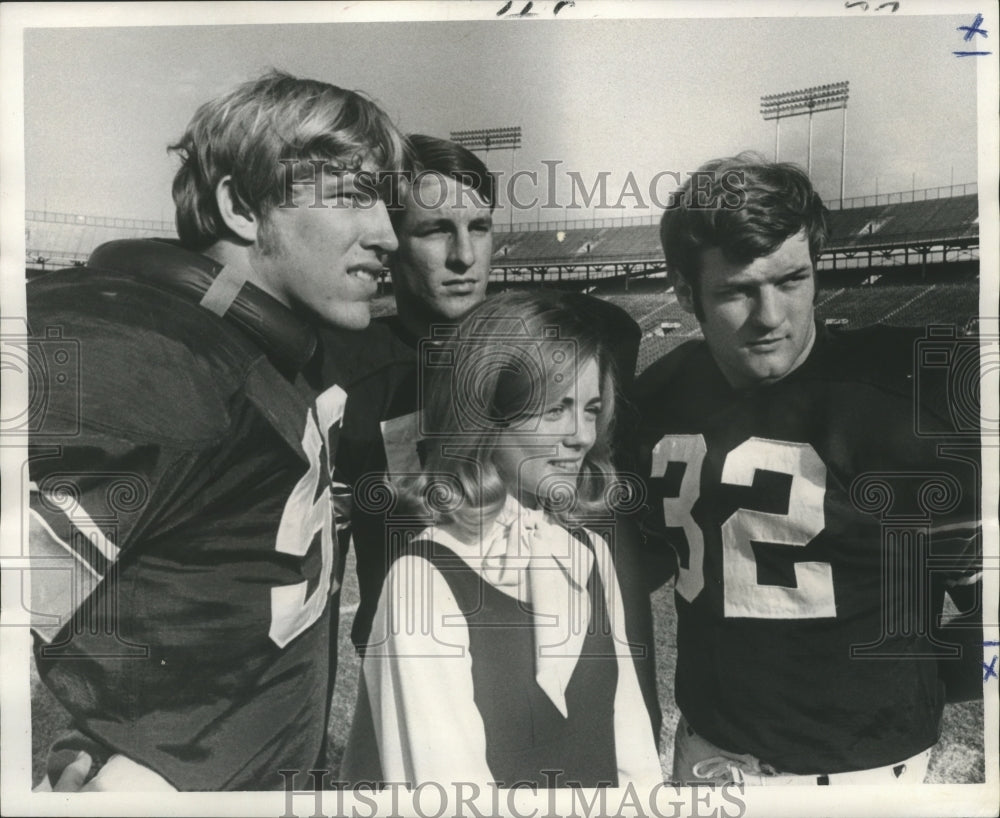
26;187;978;276
25;211;175;271
491;191;979;270
495;224;663;265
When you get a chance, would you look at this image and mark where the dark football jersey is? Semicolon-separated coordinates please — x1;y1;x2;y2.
321;316;419;651
28;241;349;790
634;322;982;774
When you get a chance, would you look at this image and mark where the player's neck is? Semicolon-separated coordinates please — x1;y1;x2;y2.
397;308;460;345
203;239;290;310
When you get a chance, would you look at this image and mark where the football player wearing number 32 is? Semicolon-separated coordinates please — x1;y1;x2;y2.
27;72;404;790
633;153;982;785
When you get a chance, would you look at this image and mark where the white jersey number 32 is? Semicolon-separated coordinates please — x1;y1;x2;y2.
651;434;835;619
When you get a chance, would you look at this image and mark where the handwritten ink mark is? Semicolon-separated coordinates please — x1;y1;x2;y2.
845;1;869;9
554;0;575;14
876;1;899;10
497;0;545;17
984;640;1000;647
959;13;988;42
984;656;998;682
954;14;991;56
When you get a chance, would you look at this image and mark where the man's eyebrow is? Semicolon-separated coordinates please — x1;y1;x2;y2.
713;265;812;289
408;216;453;229
778;266;812;280
710;277;752;290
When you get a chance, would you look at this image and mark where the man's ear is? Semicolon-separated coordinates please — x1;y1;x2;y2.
215;176;259;244
671;271;696;315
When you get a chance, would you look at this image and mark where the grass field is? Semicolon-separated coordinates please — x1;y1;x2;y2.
29;280;987;786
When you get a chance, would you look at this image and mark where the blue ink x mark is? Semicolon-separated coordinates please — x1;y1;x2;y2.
984;656;998;682
958;14;988;42
955;14;991;55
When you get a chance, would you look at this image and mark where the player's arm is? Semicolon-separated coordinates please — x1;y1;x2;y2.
932;507;984;703
28;402;212;789
354;554;494;785
921;404;983;703
873;331;985;703
931;445;982;702
619;362;690;593
28;433;179;644
629;437;681;592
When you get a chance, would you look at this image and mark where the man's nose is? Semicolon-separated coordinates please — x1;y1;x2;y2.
361;200;399;254
448;229;476;270
752;286;782;329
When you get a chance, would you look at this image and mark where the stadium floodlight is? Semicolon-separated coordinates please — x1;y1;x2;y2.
451;126;523;228
760;81;850;203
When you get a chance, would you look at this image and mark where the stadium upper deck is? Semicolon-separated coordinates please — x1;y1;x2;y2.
490;187;978;270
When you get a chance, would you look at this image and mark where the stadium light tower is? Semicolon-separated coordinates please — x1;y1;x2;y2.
760;81;849;203
450;126;522;228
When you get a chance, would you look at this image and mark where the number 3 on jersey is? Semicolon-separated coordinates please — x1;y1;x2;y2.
651;434;835;619
269;385;346;648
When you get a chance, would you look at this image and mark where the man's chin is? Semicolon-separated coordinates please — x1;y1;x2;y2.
431;298;478;324
725;353;796;389
325;307;371;331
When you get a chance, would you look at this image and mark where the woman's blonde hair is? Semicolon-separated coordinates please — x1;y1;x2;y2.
403;290;621;535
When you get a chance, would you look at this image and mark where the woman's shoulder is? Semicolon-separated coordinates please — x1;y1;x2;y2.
384;536;479;602
387;528;469;569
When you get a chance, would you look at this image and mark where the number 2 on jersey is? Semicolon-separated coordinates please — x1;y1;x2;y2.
652;434;835;619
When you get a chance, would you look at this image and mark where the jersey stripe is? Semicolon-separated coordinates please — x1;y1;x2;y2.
28;508;102;642
29;480;121;563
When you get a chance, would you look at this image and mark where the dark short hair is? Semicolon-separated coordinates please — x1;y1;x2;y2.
391;134;496;228
169;70;405;251
660;152;829;314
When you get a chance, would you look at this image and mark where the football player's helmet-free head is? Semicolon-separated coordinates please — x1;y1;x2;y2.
389;134;496;230
169;70;405;252
659;152;829;320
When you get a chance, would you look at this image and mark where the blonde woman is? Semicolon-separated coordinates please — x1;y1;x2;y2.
342;290;661;788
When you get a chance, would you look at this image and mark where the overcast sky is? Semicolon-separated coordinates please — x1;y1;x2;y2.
13;3;988;226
